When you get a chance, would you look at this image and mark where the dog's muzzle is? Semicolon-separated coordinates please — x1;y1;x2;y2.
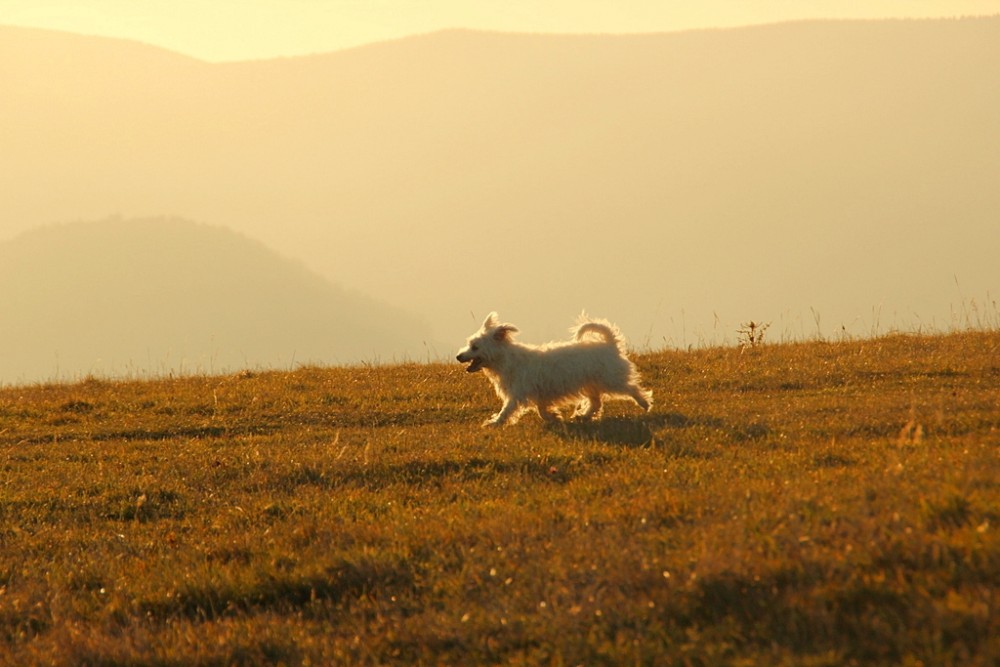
457;354;484;373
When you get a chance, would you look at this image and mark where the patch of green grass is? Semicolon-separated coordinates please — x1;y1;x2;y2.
1;332;998;664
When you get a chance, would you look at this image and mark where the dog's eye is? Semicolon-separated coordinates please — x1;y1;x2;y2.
470;344;479;352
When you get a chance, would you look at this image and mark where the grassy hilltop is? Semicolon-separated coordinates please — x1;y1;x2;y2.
1;332;998;665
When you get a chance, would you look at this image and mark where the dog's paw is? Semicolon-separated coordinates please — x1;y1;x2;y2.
482;417;503;428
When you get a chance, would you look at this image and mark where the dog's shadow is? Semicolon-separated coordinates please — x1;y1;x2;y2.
550;412;693;447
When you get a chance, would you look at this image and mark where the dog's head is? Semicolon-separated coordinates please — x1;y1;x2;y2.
456;312;519;373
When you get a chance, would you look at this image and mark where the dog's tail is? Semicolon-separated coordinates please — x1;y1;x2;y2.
573;315;624;347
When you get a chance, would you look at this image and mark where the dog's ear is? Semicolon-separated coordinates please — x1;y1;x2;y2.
493;324;518;342
482;312;500;330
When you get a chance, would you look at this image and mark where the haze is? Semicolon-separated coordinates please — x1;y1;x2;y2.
2;12;999;383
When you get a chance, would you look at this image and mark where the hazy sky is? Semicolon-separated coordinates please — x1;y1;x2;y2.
4;12;998;380
5;0;999;61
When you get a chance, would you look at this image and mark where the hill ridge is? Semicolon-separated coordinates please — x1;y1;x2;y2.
0;217;438;384
3;18;998;351
6;15;999;65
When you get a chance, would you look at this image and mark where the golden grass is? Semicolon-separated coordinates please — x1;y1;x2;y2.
1;332;998;665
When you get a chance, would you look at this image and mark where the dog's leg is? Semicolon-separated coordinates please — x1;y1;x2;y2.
627;385;652;412
575;392;603;420
485;400;520;427
536;401;562;424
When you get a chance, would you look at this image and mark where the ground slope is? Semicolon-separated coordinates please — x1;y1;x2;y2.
0;332;997;664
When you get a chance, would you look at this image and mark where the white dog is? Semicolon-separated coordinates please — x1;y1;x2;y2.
456;312;653;427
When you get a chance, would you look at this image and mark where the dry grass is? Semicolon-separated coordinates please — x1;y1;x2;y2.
1;332;998;665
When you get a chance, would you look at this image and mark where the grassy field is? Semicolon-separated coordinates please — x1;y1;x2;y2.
1;331;998;665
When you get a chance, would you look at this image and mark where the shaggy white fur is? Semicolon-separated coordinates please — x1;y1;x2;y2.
456;312;653;427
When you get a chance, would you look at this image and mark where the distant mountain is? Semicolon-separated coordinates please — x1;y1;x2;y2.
2;20;998;346
0;219;438;383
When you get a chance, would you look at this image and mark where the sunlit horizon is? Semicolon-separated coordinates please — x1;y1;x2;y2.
3;0;998;61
